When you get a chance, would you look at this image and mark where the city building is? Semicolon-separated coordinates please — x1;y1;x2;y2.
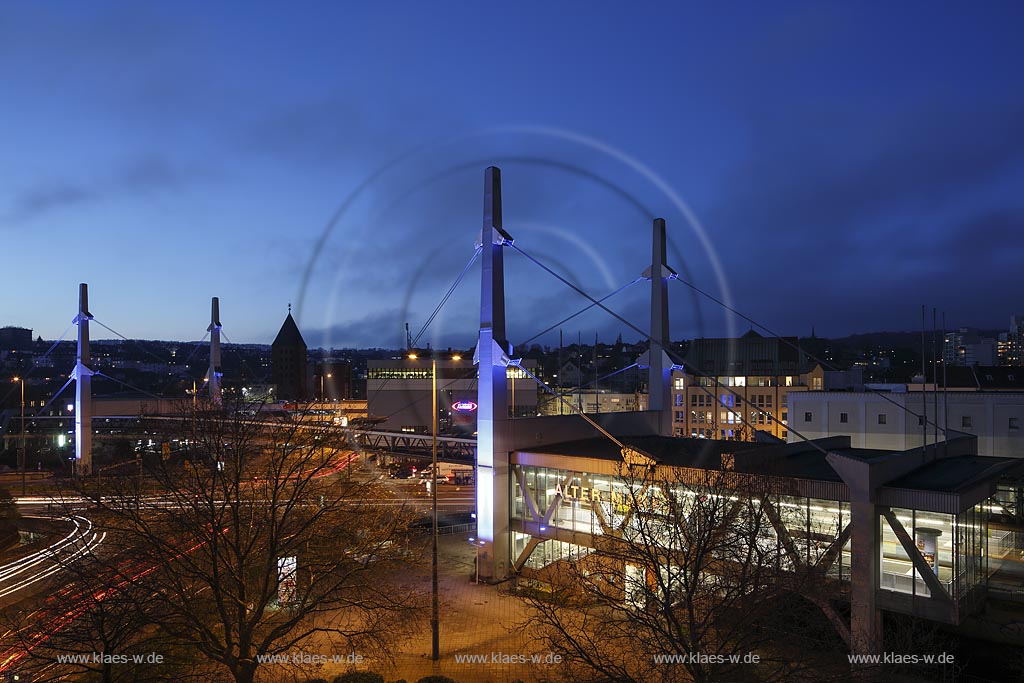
0;326;33;352
366;352;538;433
315;361;353;400
789;389;1024;458
999;314;1024;366
506;421;1024;655
670;331;862;441
538;389;645;416
943;328;998;366
271;308;308;401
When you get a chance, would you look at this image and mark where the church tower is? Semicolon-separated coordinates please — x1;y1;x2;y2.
272;305;308;401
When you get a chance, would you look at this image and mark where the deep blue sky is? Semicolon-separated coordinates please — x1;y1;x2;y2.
2;2;1022;349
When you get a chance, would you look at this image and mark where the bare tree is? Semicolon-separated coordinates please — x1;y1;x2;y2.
518;461;847;683
37;399;422;683
3;548;210;683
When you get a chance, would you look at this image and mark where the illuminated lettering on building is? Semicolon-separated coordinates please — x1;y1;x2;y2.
451;400;478;412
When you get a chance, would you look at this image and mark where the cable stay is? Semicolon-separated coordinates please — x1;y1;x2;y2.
410;246;482;349
510;241;831;455
508;361;629;453
667;277;948;436
92;372;164;402
516;277;642;349
369;247;483;405
28;376;76;420
0;323;75;405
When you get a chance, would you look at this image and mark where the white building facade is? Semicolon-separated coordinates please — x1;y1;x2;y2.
788;390;1024;457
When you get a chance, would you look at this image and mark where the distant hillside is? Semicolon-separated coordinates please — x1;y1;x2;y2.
832;329;1003;351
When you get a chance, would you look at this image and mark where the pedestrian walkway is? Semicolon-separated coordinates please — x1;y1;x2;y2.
324;533;548;683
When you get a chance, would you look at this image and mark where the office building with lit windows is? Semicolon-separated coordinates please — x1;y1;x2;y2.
366;355;538;433
669;331;862;441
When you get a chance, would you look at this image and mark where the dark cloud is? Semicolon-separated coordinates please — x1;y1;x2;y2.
698;96;1024;338
5;156;197;223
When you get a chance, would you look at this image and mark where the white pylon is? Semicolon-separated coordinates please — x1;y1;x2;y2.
206;296;223;404
73;283;94;476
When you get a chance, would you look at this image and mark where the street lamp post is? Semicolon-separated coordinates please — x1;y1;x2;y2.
12;377;25;495
430;356;439;661
320;372;332;402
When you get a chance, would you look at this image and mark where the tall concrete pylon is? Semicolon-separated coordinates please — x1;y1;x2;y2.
73;283;94;476
641;218;676;435
206;297;223;404
475;166;513;582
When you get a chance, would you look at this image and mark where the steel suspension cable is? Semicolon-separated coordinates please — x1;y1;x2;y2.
516;277;643;349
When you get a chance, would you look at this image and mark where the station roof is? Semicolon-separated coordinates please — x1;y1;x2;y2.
517;434;1024;499
885;455;1024;493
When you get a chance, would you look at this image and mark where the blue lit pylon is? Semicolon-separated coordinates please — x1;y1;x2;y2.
475;166;513;582
73;283;94;476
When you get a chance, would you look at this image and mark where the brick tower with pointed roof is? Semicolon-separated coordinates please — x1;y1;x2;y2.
272;305;308;401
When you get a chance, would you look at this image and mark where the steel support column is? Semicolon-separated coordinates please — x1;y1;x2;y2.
73;283;94;476
207;296;223;404
643;218;676;435
476;166;513;582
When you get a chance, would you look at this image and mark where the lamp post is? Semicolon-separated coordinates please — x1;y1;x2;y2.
409;351;441;661
430;356;439;661
320;372;332;402
12;377;25;495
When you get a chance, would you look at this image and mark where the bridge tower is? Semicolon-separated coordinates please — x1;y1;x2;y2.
475;166;513;582
640;218;677;435
207;296;223;404
73;283;94;475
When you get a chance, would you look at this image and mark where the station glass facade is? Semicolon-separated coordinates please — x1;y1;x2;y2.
510;460;994;608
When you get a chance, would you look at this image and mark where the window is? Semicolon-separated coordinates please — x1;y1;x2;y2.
804;412;812;422
691;394;698;406
840;412;848;423
1010;417;1020;431
674;394;684;406
962;415;973;429
877;414;887;425
918;416;925;426
812;377;823;390
673;377;685;390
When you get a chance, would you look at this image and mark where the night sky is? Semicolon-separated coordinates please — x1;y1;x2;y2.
2;2;1022;350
